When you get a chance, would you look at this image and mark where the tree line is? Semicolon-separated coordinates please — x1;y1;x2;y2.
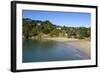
23;18;91;39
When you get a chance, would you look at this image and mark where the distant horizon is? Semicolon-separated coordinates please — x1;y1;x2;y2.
22;10;91;27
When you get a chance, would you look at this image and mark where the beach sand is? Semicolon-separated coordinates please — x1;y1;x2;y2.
43;37;78;42
66;40;91;57
43;37;91;58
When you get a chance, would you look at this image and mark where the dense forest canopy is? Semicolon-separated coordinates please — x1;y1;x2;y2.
23;18;91;39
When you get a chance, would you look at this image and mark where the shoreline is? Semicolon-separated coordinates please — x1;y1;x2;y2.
43;37;91;57
31;37;91;57
43;37;79;42
66;40;91;58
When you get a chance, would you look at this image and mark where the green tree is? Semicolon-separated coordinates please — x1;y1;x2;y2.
76;27;90;39
23;18;90;40
41;20;55;34
23;19;33;39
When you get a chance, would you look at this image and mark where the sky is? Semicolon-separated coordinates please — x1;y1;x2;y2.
22;10;91;27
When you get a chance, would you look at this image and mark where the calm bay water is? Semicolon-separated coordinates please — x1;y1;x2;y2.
23;39;89;63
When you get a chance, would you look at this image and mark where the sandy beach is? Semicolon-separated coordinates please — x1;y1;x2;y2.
43;37;78;42
66;40;91;57
43;37;91;58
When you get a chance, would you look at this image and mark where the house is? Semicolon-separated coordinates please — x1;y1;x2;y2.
37;22;41;25
56;27;61;30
